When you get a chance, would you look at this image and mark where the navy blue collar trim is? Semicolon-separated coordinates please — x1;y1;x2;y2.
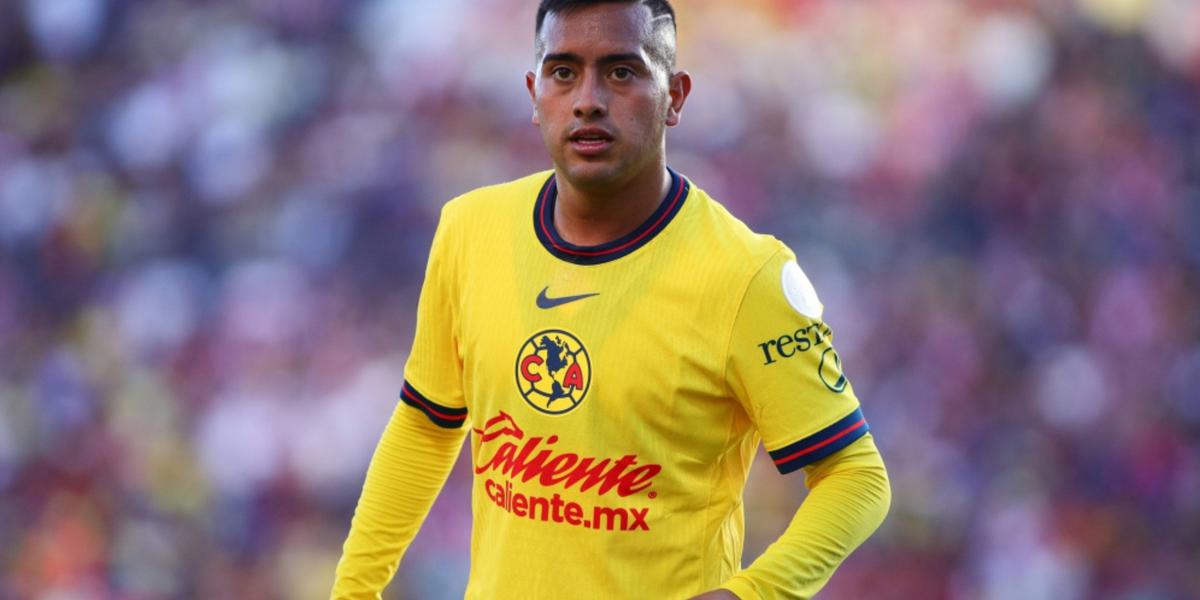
533;168;689;265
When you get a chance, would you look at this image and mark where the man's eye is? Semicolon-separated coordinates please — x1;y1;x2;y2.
611;67;635;80
552;67;574;81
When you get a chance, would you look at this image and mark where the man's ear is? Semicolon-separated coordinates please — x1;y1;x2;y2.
526;71;540;126
665;70;692;127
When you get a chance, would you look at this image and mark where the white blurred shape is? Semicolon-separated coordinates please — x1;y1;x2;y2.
967;13;1053;112
222;260;309;344
195;393;283;497
356;0;464;60
978;498;1086;600
675;77;747;150
108;82;184;171
796;90;879;179
116;261;204;357
193;27;294;125
0;158;74;243
286;359;401;495
1144;0;1200;72
354;0;467;97
1034;346;1111;431
23;0;105;60
185;117;270;204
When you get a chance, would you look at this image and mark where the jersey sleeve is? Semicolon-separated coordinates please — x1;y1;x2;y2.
725;249;869;474
719;434;891;599
331;401;467;598
401;205;469;429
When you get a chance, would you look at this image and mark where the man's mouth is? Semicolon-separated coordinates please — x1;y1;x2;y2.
568;128;614;156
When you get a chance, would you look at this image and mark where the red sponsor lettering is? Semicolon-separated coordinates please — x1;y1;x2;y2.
474;412;662;498
485;478;651;532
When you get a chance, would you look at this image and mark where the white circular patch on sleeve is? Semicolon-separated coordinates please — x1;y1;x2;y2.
781;260;823;319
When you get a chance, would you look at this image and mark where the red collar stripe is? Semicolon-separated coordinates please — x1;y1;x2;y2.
533;168;690;265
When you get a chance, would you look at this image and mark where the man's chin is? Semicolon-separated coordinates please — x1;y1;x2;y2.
558;160;626;190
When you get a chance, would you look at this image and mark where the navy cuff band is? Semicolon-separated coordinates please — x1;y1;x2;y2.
400;381;468;429
768;408;870;474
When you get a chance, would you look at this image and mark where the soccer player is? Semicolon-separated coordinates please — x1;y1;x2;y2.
331;1;891;598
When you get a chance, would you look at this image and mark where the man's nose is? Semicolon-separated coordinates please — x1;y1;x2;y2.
572;70;608;119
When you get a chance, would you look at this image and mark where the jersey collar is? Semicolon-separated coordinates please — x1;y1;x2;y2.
533;167;690;265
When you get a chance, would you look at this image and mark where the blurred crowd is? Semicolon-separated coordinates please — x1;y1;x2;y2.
1;0;1198;598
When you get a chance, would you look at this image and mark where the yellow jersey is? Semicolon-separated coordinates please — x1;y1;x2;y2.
398;168;870;599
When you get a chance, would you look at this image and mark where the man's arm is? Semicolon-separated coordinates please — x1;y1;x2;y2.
708;434;890;600
720;249;891;599
330;402;467;599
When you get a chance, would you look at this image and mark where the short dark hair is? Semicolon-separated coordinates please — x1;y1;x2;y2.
534;0;678;69
535;0;676;36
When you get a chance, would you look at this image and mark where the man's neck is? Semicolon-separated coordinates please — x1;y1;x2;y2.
553;163;672;247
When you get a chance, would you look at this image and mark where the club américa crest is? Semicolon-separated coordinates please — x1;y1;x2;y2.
514;329;591;415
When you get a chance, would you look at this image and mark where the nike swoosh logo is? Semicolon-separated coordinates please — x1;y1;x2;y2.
536;287;599;309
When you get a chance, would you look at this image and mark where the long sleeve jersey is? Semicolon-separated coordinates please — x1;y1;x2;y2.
332;170;890;599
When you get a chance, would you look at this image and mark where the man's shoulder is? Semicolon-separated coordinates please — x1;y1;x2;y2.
685;183;788;274
440;170;552;224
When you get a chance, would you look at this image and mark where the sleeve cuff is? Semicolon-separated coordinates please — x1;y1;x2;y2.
400;381;468;429
767;407;870;474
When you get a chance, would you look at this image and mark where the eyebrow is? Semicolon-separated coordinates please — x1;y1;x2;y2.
541;52;648;67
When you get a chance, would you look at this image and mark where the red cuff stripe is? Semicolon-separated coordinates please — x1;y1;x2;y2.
400;382;467;429
402;387;466;422
772;417;866;465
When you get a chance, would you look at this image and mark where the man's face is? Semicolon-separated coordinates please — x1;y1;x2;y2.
527;3;688;190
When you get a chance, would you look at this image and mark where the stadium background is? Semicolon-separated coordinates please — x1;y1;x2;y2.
1;0;1198;598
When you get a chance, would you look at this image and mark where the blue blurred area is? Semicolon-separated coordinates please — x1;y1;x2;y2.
1;0;1198;598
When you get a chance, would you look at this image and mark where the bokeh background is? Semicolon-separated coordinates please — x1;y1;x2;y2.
1;0;1198;598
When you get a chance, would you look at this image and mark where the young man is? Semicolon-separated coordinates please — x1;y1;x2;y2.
332;1;890;598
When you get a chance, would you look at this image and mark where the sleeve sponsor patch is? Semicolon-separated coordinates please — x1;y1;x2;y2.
781;260;822;319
